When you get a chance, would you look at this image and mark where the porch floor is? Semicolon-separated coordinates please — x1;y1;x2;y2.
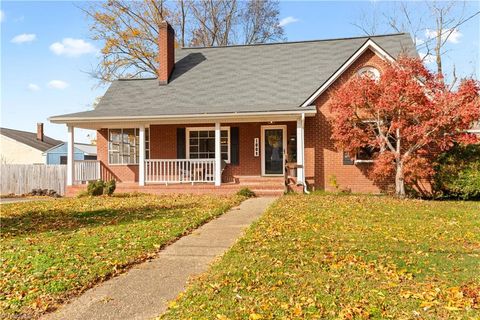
67;176;302;197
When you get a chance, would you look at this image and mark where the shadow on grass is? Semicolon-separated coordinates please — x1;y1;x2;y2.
1;202;194;237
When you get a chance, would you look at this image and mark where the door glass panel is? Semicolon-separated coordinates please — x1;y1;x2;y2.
264;129;284;175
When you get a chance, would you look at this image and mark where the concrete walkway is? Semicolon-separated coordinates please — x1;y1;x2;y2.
42;197;276;320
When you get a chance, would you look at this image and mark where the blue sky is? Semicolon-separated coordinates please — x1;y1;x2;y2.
1;1;479;143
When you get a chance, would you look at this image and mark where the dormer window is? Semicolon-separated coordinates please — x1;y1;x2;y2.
357;66;380;81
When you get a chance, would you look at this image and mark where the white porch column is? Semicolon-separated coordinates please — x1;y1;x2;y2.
296;114;305;185
66;125;75;186
214;122;221;186
139;125;146;186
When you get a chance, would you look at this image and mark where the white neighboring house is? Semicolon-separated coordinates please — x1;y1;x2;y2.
0;123;62;164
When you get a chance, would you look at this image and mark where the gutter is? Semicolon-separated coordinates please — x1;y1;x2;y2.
49;109;317;124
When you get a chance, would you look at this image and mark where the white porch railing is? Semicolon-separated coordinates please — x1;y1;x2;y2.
74;160;101;183
145;159;216;184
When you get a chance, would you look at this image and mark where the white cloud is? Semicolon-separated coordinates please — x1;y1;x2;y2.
425;28;462;44
49;38;96;57
279;16;299;27
415;37;424;45
28;83;40;92
11;33;36;44
419;52;435;64
47;80;69;90
0;10;4;22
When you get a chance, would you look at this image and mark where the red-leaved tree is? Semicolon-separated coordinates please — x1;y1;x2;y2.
330;57;480;197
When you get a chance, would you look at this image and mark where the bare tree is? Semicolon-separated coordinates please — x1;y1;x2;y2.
353;1;479;80
84;0;284;83
240;0;285;44
171;0;189;47
188;0;238;46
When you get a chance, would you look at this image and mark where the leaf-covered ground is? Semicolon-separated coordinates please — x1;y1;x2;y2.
162;194;480;320
0;193;243;319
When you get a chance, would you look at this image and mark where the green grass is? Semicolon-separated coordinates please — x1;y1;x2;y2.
161;194;480;320
0;193;244;318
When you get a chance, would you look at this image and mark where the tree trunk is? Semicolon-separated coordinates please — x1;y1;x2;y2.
395;159;406;198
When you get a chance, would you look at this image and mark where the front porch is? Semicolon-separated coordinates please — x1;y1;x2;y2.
61;111;314;196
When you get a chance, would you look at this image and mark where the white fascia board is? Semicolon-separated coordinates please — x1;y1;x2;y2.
49;109;317;125
300;39;396;107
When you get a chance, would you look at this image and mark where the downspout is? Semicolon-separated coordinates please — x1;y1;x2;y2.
301;113;310;194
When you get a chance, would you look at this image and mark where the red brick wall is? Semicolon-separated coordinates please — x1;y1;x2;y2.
305;48;390;193
96;122;296;183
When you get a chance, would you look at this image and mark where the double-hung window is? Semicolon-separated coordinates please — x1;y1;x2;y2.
108;128;149;164
186;127;230;163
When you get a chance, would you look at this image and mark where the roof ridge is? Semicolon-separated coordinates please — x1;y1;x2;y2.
180;32;409;50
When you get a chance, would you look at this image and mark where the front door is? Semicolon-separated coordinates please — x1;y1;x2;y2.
261;125;286;176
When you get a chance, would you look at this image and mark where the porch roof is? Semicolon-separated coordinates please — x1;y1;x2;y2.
50;33;415;124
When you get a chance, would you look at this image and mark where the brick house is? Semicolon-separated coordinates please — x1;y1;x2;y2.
50;22;416;196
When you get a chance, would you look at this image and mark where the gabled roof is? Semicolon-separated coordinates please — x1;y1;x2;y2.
43;142;97;155
50;33;416;122
0;127;62;152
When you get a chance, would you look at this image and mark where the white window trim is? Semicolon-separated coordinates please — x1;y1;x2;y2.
357;66;380;81
354;159;375;164
185;126;231;163
107;128;150;166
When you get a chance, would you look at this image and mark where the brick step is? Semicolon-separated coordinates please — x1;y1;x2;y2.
235;177;284;183
235;181;284;186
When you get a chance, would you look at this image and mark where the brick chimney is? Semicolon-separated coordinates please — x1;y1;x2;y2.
37;123;44;141
158;21;175;85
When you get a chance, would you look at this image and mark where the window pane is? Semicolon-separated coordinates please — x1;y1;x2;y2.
109;152;119;164
199;139;208;152
110;129;121;142
206;138;215;152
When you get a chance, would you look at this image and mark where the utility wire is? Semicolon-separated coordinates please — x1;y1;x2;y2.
415;10;480;50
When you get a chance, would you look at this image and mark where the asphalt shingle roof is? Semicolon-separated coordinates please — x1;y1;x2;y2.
0;127;62;152
51;33;416;120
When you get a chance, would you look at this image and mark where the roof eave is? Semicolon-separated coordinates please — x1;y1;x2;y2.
49;108;317;124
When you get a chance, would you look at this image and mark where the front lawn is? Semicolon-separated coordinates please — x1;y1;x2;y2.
162;194;480;319
0;193;243;318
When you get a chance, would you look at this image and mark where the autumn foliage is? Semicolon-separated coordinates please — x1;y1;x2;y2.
330;57;480;196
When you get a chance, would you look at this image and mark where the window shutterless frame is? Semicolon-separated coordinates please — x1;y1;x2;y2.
185;126;231;163
107;127;150;165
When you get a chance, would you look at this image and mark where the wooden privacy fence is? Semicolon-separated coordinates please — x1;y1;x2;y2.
0;164;67;195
